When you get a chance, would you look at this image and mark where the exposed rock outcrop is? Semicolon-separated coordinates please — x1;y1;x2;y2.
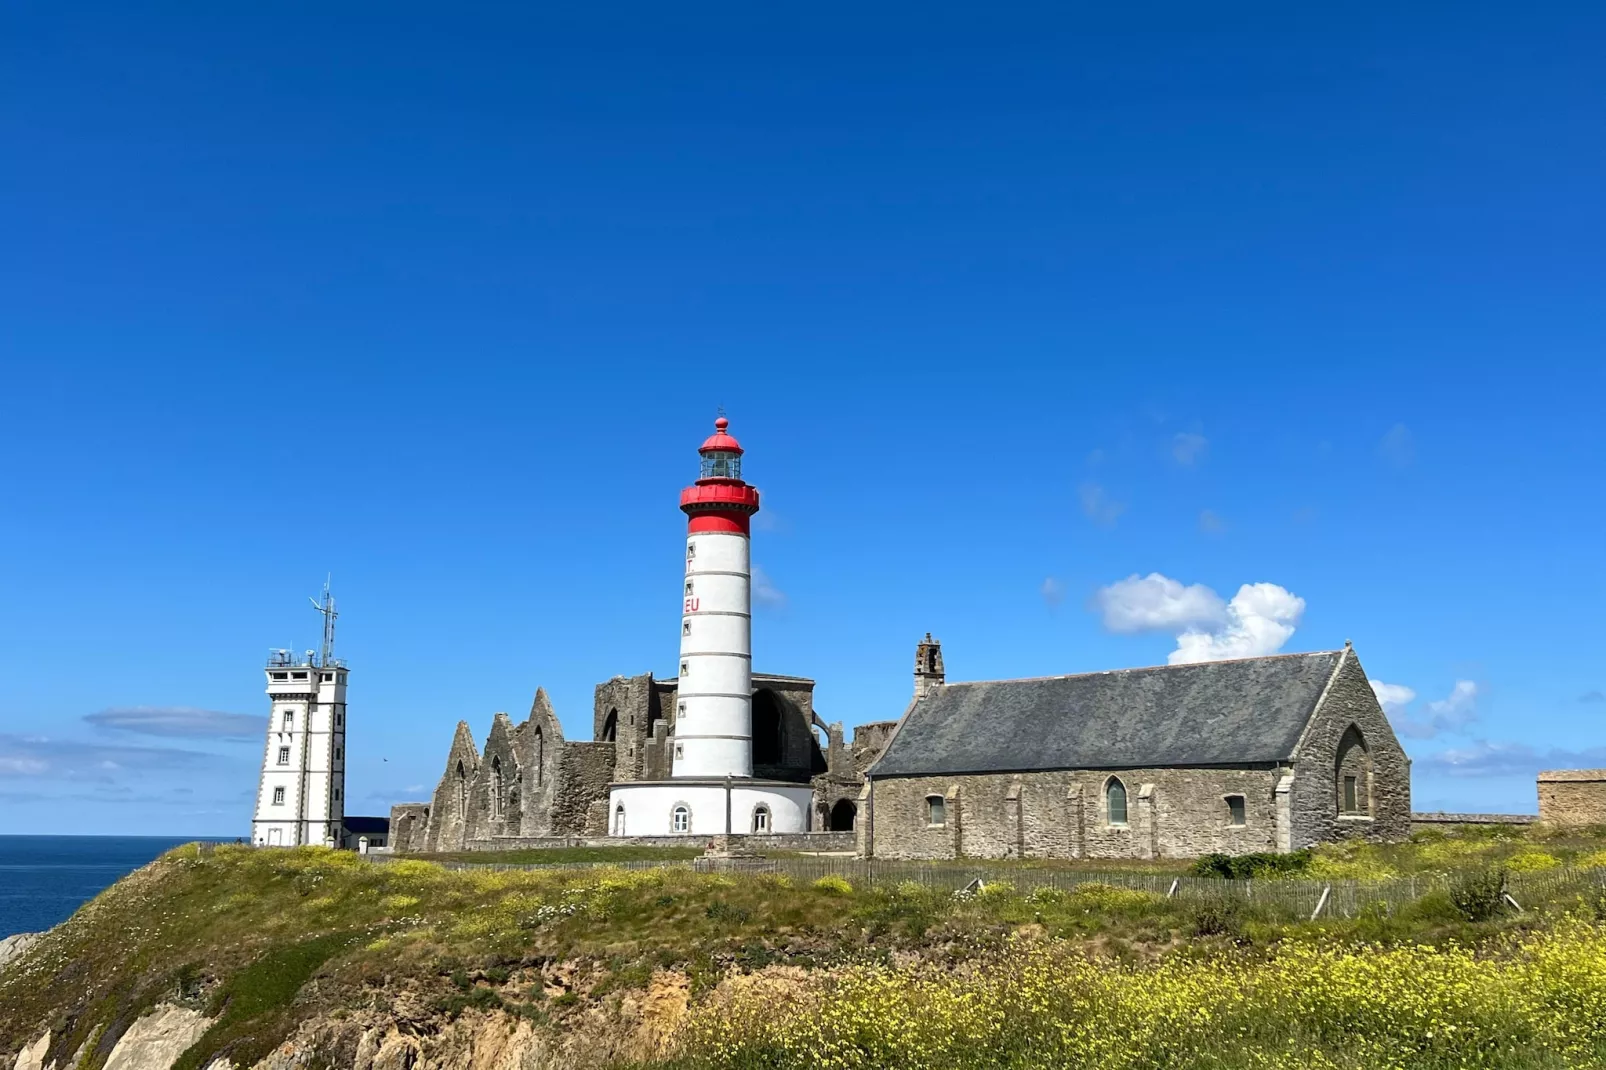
102;1007;212;1070
0;936;40;975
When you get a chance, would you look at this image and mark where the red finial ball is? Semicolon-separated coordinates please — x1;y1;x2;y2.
714;416;729;432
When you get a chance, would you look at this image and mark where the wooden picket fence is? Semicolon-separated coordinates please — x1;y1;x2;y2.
370;852;1606;921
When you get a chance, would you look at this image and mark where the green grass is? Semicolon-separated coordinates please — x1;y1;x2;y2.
4;824;1606;1070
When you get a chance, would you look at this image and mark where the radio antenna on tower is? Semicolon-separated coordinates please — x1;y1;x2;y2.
309;576;337;667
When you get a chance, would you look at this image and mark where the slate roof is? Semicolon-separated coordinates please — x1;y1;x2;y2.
870;650;1345;777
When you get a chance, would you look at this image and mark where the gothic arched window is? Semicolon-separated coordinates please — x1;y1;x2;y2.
1105;777;1128;827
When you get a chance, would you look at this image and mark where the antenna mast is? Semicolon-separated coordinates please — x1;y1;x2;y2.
310;577;338;667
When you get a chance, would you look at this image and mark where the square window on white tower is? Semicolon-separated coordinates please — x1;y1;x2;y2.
682;621;691;636
283;712;293;730
272;787;285;805
687;543;696;561
677;702;686;716
277;747;290;765
685;580;694;595
674;743;684;760
681;661;689;676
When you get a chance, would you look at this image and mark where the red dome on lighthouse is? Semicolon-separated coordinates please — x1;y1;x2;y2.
681;414;760;533
698;416;744;455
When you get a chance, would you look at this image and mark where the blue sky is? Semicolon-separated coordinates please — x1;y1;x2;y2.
2;3;1603;835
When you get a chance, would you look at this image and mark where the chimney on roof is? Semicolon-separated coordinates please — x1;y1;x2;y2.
914;633;945;701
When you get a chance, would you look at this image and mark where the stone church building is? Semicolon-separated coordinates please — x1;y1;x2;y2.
390;670;894;852
859;641;1411;860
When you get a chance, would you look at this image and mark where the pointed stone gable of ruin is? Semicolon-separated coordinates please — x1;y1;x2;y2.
422;721;482;850
525;686;564;741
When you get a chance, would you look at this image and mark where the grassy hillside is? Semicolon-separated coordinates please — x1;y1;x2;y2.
2;826;1605;1070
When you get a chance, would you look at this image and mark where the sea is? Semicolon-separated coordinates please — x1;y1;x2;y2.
0;835;208;939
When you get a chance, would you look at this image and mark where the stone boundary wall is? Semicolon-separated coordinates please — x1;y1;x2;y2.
439;831;858;853
1410;811;1538;828
1538;770;1606;828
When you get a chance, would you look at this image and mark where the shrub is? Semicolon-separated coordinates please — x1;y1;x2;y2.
1066;883;1163;915
1579;849;1606;870
976;880;1017;900
812;875;853;896
1191;898;1243;937
1506;850;1561;873
1191;850;1311;880
1448;867;1508;922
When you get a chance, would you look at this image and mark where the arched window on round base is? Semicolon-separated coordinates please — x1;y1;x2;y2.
612;804;626;836
752;803;771;834
671;804;691;834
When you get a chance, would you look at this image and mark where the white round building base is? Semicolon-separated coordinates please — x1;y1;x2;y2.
607;780;815;837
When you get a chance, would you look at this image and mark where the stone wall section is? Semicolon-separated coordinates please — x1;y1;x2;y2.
1287;648;1412;848
552;741;618;835
388;803;430;852
864;766;1283;860
1538;770;1606;827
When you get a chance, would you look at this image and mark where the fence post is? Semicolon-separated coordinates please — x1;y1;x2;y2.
1310;885;1331;921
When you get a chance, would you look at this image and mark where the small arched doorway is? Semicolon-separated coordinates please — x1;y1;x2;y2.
601;708;618;743
829;798;857;831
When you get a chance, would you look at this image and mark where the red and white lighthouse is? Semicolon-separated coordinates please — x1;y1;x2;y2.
607;416;816;836
674;416;761;778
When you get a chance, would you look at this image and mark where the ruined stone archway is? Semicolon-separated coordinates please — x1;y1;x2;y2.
829;798;857;832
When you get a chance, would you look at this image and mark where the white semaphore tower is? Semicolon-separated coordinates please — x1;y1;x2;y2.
607;416;816;837
251;583;349;847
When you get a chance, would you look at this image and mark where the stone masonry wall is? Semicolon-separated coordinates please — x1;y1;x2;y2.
1538;771;1606;827
388;803;431;852
865;766;1284;861
1288;649;1412;848
551;741;617;835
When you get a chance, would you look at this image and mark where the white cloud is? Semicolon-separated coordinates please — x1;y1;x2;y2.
1378;423;1415;467
1369;680;1417;714
1169;583;1306;664
751;565;786;610
1425;681;1479;729
1372;679;1480;739
1092;572;1307;664
1079;483;1126;527
1092;573;1226;634
0;733;224;779
1415;739;1606;779
85;706;266;741
1041;577;1065;608
1172;432;1208;466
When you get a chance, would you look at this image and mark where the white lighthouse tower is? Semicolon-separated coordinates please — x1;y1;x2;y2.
251;583;349;847
607;416;816;836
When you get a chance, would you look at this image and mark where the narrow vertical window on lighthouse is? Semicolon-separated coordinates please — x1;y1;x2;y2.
683;621;691;636
685;579;694;595
681;661;690;676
